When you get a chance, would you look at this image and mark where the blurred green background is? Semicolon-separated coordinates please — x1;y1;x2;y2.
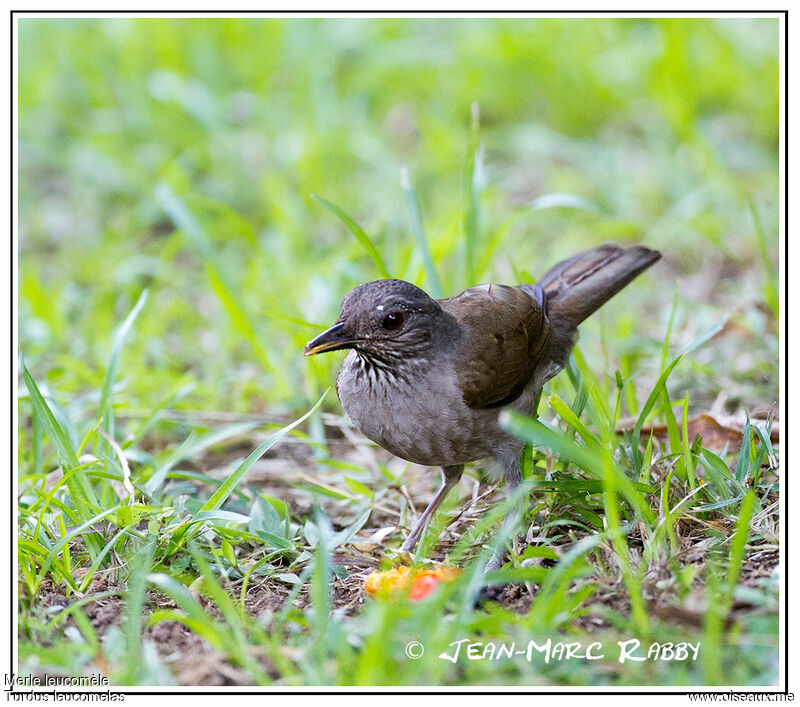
16;16;781;688
18;16;779;423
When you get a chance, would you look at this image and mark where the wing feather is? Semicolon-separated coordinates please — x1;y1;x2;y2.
440;284;549;409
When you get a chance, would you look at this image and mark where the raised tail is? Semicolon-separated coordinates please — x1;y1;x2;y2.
537;244;661;326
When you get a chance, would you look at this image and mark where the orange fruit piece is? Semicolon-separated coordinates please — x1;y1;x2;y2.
363;565;460;601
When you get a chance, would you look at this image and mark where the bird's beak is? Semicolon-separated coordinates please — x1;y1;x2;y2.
303;322;359;356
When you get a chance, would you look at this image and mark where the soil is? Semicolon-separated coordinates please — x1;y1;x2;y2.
23;414;780;686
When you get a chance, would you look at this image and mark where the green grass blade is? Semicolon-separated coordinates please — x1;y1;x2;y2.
401;166;443;298
99;289;149;438
570;347;613;432
199;391;328;513
501;411;656;524
725;490;756;594
311;193;391;278
703;489;757;683
462;102;482;286
309;508;334;682
206;266;277;374
155;183;277;375
33;458;103;540
21;360;99;513
501;413;601;478
659;388;682;458
681;392;697;490
548;394;600;449
143;421;260;498
735;416;753;483
601;450;650;635
639;433;653;484
38;504;124;583
660;286;679;373
120;541;156;684
753;418;777;471
632;354;683;469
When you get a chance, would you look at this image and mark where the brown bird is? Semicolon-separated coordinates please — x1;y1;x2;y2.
304;244;660;569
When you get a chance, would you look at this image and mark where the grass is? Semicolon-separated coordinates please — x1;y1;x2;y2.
16;16;780;687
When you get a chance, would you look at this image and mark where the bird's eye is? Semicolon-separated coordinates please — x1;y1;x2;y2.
381;311;405;331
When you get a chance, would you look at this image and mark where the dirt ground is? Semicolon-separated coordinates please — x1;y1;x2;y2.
30;534;778;686
26;412;780;686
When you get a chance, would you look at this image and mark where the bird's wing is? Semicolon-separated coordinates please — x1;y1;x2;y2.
440;283;549;409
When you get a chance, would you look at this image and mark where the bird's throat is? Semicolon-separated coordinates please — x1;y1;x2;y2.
352;347;431;387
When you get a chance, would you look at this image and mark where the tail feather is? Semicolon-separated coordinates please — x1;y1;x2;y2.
538;244;661;326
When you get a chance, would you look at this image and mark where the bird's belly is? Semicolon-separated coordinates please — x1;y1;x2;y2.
336;355;503;467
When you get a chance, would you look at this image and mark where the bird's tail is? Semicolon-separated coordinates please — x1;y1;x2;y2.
537;244;661;326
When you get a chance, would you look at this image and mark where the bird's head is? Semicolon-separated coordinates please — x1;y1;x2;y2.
303;279;453;363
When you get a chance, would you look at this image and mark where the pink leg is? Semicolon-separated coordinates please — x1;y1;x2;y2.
400;465;463;553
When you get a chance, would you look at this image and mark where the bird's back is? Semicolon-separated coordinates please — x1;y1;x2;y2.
441;243;661;412
440;283;550;410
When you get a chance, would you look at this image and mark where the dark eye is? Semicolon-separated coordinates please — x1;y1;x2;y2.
381;311;405;331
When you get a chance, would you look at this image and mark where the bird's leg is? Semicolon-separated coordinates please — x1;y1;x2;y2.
400;464;463;553
485;448;525;573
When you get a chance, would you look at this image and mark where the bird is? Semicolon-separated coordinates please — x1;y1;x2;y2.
304;244;661;570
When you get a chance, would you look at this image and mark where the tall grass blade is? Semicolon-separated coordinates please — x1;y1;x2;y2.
725;490;756;595
681;392;697;489
501;411;655;524
155;183;277;375
734;416;753;483
309;507;334;683
120;541;156;683
601;451;650;635
144;421;260;498
401;166;443;298
703;490;757;683
99;289;148;440
463;102;482;286
199;390;328;513
660;286;679;373
311;193;391;278
21;360;99;513
632;354;683;469
548;394;600;449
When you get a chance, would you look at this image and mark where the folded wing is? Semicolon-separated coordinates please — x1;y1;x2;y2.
441;283;549;409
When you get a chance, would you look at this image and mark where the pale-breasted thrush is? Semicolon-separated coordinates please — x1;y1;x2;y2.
304;244;660;568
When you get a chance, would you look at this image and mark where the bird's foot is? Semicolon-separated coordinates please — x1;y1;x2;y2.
398;536;417;554
473;551;509;607
484;551;507;574
476;584;507;605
